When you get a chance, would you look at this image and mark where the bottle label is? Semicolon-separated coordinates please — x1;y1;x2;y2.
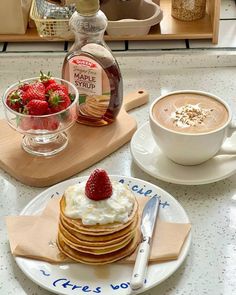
69;55;110;120
69;56;102;96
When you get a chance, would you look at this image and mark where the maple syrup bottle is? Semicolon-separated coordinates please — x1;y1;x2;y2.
62;0;123;126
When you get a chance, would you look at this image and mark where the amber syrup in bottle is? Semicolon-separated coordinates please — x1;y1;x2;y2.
62;0;123;126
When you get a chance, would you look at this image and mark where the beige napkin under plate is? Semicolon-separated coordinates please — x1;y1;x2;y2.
5;197;191;264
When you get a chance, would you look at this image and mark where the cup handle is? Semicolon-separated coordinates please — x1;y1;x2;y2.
217;122;236;155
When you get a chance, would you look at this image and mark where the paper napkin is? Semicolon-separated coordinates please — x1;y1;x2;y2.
6;197;191;264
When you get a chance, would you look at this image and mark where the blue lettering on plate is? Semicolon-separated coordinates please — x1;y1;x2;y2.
110;280;147;291
120;283;129;289
82;286;91;292
40;271;148;293
119;179;170;208
72;284;82;290
52;277;101;293
119;179;125;184
62;280;74;288
50;191;60;198
53;278;67;287
40;269;50;276
110;284;119;290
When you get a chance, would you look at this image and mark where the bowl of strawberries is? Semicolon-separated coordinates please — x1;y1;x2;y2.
2;72;79;157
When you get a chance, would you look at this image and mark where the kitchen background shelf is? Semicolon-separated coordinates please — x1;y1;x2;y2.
0;0;220;44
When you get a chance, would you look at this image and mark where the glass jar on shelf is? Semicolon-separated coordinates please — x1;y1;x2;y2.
171;0;207;21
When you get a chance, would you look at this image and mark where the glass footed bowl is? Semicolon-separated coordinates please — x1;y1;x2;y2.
2;77;79;157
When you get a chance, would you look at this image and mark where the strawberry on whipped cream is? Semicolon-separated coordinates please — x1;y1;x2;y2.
64;181;135;225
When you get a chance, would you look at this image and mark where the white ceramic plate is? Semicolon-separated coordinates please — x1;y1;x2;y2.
131;122;236;185
16;175;191;295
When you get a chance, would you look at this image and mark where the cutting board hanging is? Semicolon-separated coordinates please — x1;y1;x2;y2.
0;89;149;187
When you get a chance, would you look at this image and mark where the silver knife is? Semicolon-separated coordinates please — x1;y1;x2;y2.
130;196;160;290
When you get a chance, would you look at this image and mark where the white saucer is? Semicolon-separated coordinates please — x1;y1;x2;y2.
130;122;236;185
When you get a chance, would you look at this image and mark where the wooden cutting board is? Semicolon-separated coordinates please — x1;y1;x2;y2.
0;89;149;187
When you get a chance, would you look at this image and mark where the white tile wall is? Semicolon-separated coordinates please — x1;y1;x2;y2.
189;20;236;48
128;40;186;50
6;42;65;52
106;41;126;51
220;0;236;19
68;41;126;51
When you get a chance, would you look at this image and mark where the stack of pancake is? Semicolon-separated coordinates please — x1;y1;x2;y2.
57;195;140;265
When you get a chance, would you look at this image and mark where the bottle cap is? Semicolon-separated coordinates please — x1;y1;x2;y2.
75;0;99;15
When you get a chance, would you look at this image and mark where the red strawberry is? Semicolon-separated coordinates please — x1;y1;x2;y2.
85;169;113;201
22;81;46;104
48;90;71;113
42;117;59;131
20;116;59;131
18;82;30;92
6;90;23;112
25;99;49;115
19;117;33;131
39;71;56;88
45;82;69;96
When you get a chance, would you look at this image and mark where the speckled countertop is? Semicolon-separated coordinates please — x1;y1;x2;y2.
0;51;236;295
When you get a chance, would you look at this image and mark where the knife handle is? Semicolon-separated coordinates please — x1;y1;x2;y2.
130;237;150;290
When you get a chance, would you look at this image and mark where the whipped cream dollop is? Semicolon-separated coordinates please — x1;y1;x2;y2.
64;181;135;225
171;103;211;128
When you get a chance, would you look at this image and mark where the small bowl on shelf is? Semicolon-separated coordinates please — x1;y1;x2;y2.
100;0;163;36
2;77;79;157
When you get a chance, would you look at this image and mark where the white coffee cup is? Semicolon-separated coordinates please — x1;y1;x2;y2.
149;90;236;165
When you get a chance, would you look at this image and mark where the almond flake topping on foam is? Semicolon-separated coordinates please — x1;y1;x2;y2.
171;104;212;128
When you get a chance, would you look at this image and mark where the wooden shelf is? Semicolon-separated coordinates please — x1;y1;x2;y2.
0;0;220;44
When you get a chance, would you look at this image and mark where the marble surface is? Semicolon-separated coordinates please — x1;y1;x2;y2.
0;51;236;295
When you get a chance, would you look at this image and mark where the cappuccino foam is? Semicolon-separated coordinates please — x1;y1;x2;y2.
152;93;229;134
